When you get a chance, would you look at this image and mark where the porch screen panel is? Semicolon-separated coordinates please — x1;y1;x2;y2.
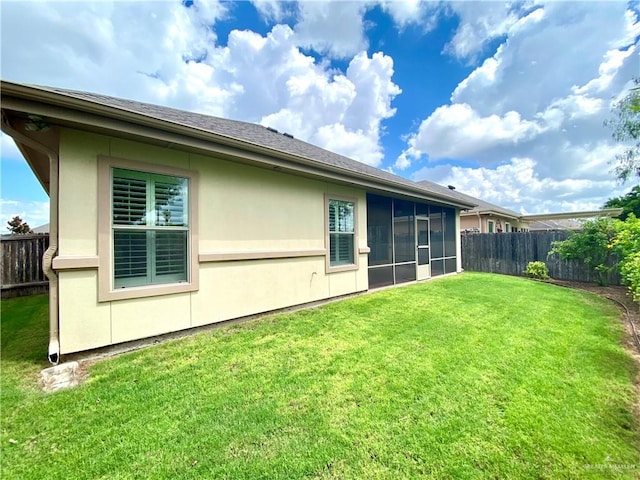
431;259;444;277
430;207;443;259
366;194;392;266
368;266;394;289
393;199;415;263
443;207;456;257
395;263;416;283
445;258;457;274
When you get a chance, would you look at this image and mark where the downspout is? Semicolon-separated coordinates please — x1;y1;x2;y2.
1;117;60;364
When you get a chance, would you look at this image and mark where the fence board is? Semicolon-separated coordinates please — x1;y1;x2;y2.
1;234;50;298
461;232;621;285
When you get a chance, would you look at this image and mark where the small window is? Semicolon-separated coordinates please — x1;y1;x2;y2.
488;220;495;233
326;196;358;272
505;222;511;233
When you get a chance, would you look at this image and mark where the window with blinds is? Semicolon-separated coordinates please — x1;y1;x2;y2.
328;199;355;267
112;168;189;288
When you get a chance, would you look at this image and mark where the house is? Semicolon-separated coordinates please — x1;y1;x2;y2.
427;187;624;234
525;210;623;231
417;184;529;233
528;219;582;231
1;81;476;363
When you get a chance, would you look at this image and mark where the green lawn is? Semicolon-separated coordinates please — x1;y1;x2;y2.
1;273;638;479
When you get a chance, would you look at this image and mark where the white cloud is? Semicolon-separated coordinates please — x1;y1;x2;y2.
260;50;400;166
450;2;636;117
312;123;382;166
0;199;50;231
378;0;439;30
1;1;401;172
413;157;627;214
402;103;545;161
444;2;542;62
293;1;369;58
401;2;638;213
573;47;636;97
251;0;292;23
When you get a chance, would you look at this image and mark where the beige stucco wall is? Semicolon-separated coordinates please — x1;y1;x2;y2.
56;128;368;354
460;215;482;232
460;214;528;233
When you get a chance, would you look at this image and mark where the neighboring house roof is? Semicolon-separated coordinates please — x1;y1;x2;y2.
426;188;624;224
0;81;476;210
522;209;623;221
418;184;521;220
32;223;49;234
529;219;582;231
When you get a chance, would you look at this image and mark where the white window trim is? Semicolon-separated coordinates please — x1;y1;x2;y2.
324;193;358;273
98;155;199;302
487;219;495;233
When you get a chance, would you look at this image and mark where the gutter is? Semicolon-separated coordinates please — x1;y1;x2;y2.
1;116;60;365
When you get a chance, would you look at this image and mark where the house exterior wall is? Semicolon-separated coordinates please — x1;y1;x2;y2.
460;214;529;233
56;128;368;354
460;215;483;232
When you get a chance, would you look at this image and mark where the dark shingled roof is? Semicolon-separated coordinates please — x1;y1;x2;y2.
10;82;474;208
418;183;521;219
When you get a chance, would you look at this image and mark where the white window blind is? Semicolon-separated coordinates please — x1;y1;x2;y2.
112;168;189;288
328;199;355;266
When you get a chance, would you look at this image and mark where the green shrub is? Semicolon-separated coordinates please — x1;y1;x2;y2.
525;261;549;279
619;251;640;302
613;214;640;303
548;217;618;286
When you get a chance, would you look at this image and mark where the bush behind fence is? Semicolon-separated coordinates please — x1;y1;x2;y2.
461;231;621;285
1;234;49;298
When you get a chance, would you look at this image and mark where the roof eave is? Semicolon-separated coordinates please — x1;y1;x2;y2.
461;209;521;220
522;208;624;221
1;81;475;209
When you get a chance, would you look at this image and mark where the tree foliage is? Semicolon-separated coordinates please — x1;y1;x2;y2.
612;214;640;302
549;215;640;301
605;78;640;181
604;185;640;221
548;217;618;286
6;216;32;235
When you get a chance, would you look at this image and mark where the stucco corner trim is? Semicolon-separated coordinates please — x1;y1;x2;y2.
52;256;100;270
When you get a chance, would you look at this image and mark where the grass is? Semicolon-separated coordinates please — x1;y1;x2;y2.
1;273;639;479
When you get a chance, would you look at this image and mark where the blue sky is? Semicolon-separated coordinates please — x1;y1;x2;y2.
1;0;639;229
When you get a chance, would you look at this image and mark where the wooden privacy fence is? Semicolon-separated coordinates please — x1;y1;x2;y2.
461;231;621;285
1;234;50;298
